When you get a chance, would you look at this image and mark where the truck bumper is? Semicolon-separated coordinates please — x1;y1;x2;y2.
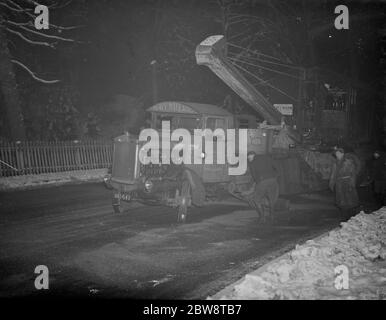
110;177;179;206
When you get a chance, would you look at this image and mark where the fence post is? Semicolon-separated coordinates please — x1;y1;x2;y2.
16;141;24;175
74;140;81;169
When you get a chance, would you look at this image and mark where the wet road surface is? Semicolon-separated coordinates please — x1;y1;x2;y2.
0;182;350;298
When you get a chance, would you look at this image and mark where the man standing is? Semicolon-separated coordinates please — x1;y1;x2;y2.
369;150;386;204
329;147;360;220
242;151;280;223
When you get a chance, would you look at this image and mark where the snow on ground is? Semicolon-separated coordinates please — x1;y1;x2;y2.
210;208;386;300
0;169;108;191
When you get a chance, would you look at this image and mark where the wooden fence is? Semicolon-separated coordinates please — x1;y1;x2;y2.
0;141;113;177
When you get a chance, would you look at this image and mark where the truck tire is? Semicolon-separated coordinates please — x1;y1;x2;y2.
177;179;191;223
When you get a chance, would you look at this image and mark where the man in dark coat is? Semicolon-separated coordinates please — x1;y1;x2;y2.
242;151;279;222
369;150;386;204
329;147;359;219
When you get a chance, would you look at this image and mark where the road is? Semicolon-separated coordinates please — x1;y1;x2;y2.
0;182;351;298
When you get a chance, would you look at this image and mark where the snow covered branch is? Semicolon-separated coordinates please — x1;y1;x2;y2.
6;27;56;47
11;59;60;84
0;1;25;12
11;23;77;42
3;1;83;31
5;0;32;12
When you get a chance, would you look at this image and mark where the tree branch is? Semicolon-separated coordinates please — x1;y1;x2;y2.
5;19;30;26
21;0;72;10
11;59;60;84
6;27;56;47
20;0;41;7
0;1;24;12
7;19;84;32
48;0;73;10
7;1;83;30
13;23;78;42
7;0;32;12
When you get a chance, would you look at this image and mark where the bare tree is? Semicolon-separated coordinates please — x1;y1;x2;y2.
0;0;82;140
211;0;318;65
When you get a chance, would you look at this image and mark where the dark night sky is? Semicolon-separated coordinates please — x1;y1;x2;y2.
69;0;384;107
3;0;385;139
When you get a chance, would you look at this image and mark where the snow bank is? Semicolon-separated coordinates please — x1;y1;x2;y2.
211;208;386;300
0;169;108;191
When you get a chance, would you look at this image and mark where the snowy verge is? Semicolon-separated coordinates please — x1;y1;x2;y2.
210;208;386;300
0;169;108;192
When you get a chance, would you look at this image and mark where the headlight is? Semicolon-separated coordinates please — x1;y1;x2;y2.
144;179;153;192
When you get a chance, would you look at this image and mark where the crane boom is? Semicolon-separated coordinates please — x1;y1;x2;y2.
195;35;283;125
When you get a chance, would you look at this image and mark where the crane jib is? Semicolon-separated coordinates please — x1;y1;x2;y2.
195;35;283;125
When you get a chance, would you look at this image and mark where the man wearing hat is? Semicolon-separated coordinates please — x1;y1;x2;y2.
329;147;360;219
241;151;279;222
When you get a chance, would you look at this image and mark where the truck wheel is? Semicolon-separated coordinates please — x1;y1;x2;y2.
177;180;191;223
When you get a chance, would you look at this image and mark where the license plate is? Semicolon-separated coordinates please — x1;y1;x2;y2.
114;193;131;201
